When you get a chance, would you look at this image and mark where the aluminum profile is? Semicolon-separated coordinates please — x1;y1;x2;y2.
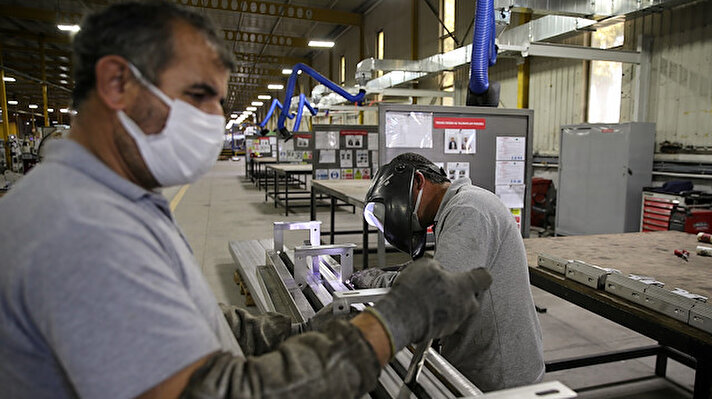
537;253;570;274
565;260;614;289
689;303;712;335
641;285;699;323
604;273;649;306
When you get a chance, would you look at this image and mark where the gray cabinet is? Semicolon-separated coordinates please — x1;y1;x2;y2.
556;123;655;235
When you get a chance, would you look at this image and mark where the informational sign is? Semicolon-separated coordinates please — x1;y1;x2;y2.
495;161;525;185
495;184;526;208
385;111;433;148
315;169;329;180
446;162;470;180
443;129;476;154
319;150;336;164
341;168;354;179
433;117;486;129
368;133;379;150
496;137;526;161
315;131;339;149
340;150;353;168
329;169;341;180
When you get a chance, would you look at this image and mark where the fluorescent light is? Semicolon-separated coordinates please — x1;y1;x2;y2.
308;40;335;48
225;120;235;130
59;73;68;78
57;24;80;32
246;106;257;111
267;84;284;90
47;108;54;112
251;101;263;106
3;76;16;82
8;100;18;105
28;104;39;109
230;113;238;118
282;69;292;75
59;65;69;71
59;108;70;113
60;80;68;84
257;95;271;100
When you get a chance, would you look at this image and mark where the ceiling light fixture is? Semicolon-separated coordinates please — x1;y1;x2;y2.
246;106;257;111
267;84;284;90
257;95;271;100
8;100;18;105
60;80;68;84
251;101;263;106
28;104;39;109
57;24;81;32
47;108;54;112
308;40;335;48
3;76;16;82
59;108;70;113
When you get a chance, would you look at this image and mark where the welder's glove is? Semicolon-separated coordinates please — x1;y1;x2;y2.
219;303;292;356
365;258;492;356
291;302;360;335
350;262;411;288
350;268;398;288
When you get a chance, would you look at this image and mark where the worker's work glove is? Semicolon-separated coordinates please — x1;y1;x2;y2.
291;302;360;335
350;262;410;289
365;258;492;355
220;304;292;356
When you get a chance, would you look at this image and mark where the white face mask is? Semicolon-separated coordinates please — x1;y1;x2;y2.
117;63;225;187
411;185;424;232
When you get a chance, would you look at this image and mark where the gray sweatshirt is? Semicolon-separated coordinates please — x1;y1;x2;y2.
433;177;544;391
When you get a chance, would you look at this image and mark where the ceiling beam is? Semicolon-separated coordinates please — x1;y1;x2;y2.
0;44;71;57
177;0;361;26
0;29;71;45
0;5;82;24
233;51;307;66
223;29;308;48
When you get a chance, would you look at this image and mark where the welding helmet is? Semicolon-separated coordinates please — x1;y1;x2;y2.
363;161;430;259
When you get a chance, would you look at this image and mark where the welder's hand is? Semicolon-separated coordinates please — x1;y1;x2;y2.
291;302;360;334
365;258;492;355
350;268;399;289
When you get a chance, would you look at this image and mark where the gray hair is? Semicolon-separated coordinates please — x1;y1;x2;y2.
72;0;235;108
392;152;451;184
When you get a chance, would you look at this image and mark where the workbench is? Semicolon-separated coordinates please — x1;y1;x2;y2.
251;157;277;190
524;230;712;398
266;164;312;216
310;180;386;268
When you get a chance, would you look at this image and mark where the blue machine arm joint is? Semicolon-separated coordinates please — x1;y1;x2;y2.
277;63;365;141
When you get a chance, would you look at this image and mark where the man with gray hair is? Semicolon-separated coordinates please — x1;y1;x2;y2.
0;2;492;398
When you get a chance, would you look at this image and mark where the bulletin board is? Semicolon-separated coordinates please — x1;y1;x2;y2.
310;124;379;181
378;104;534;237
276;132;313;163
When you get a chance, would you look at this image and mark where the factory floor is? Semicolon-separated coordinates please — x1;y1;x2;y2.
167;159;696;398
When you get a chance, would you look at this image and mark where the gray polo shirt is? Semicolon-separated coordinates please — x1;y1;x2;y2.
0;139;241;399
433;178;545;392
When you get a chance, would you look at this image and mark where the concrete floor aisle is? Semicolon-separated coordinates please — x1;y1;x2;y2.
169;158;695;399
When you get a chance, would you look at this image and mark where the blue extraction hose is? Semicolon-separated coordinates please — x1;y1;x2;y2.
277;63;365;139
258;98;294;129
292;93;318;132
469;0;496;95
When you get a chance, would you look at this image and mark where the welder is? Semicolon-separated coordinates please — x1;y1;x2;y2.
354;152;545;392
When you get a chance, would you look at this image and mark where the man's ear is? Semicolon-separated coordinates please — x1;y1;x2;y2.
94;55;133;111
414;171;426;190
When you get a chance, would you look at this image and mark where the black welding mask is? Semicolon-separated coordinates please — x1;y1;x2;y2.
363;161;428;259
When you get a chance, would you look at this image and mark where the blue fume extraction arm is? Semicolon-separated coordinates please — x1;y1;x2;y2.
277;63;366;141
292;93;318;132
258;99;295;135
466;0;500;107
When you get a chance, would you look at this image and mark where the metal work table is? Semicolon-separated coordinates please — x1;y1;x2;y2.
310;180;386;268
252;157;277;190
524;231;712;398
265;164;312;216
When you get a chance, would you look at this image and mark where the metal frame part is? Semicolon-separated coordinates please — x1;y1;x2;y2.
332;288;390;315
273;220;321;252
537;253;570;275
294;244;356;285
